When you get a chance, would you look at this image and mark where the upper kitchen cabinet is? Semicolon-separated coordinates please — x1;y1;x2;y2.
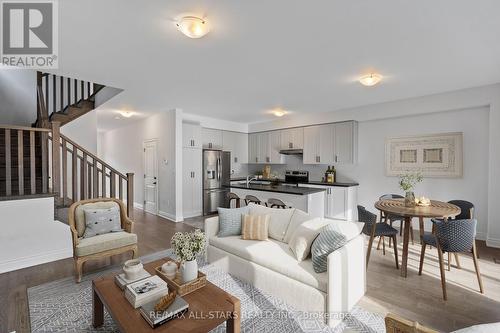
248;131;284;164
267;130;284;164
303;124;334;165
202;128;223;149
280;127;304;150
222;131;248;164
333;121;358;164
183;122;202;149
248;133;259;163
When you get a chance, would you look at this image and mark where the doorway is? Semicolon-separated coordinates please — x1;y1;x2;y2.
143;139;158;215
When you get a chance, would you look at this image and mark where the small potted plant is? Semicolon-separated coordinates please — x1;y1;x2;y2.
171;229;205;283
399;171;423;207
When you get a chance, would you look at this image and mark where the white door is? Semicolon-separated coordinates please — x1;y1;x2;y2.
143;140;158;214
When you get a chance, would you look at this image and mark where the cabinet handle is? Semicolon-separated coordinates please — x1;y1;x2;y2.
209;142;213;148
266;157;270;163
335;155;338;162
256;157;258;163
234;157;238;163
289;142;293;149
192;139;195;146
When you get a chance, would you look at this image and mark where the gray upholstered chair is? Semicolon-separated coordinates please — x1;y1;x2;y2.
244;194;264;206
227;192;241;208
358;205;399;269
267;198;291;209
379;194;414;247
418;219;483;300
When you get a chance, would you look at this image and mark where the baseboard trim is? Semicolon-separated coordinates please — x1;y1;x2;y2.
183;211;202;219
476;231;487;241
158;210;183;222
0;247;73;274
134;202;144;210
486;237;500;249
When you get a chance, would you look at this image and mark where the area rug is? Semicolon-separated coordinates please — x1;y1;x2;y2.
28;249;385;333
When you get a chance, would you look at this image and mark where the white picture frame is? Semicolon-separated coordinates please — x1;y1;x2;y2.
385;132;463;178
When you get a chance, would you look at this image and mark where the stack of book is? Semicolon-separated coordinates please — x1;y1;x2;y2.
114;270;151;290
125;275;169;308
140;296;189;328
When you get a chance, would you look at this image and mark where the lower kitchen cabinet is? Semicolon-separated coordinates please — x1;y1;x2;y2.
183;147;202;218
299;184;357;220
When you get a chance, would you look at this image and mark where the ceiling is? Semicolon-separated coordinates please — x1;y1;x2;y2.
55;0;500;130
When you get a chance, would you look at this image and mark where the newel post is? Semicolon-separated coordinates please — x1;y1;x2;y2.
126;173;134;218
51;121;61;197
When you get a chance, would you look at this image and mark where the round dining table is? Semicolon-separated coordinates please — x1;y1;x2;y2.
374;199;461;277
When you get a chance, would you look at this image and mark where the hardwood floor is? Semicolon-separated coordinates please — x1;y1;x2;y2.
1;211;500;332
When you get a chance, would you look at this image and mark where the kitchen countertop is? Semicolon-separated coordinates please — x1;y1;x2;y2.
227;183;326;196
230;177;359;187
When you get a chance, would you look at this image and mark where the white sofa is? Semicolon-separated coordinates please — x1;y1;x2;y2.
204;204;366;328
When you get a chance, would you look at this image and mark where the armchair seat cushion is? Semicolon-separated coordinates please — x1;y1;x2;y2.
76;231;137;256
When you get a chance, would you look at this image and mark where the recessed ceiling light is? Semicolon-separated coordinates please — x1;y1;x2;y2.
119;111;133;118
359;73;383;86
176;16;210;39
271;109;287;117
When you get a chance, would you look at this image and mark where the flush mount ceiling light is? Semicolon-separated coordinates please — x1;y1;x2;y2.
119;111;133;118
271;108;287;117
176;16;210;39
359;73;383;86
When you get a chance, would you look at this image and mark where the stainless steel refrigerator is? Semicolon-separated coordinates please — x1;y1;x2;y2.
203;150;231;215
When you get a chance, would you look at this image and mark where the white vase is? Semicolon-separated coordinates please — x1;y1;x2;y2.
181;259;198;283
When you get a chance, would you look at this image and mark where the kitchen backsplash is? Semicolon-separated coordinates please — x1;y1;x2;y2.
245;155;357;182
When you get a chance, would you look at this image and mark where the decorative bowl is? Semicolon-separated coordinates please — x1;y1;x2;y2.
123;259;143;280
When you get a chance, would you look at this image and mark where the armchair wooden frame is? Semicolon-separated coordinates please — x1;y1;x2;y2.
68;198;138;283
385;313;438;333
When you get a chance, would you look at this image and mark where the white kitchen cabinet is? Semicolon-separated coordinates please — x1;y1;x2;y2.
183;122;202;149
258;132;269;163
248;133;259;163
223;131;248;165
267;130;284;164
333;121;357;164
202;128;223;149
280;128;304;150
303;124;334;164
298;184;357;221
182;147;202;218
248;131;284;164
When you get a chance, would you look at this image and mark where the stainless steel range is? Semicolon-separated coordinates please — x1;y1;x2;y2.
284;170;309;184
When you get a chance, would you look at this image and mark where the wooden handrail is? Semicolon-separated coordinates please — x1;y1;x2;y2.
0;124;51;132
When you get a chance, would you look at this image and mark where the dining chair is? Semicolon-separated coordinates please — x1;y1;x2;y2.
418;218;483;300
431;200;477;269
244;195;264;206
379;194;414;248
227;192;241;208
267;198;291;209
358;205;399;269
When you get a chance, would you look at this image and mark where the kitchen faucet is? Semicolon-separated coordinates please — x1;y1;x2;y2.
246;175;258;187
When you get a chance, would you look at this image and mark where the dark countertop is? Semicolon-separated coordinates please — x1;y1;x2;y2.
230;177;359;187
227;183;326;196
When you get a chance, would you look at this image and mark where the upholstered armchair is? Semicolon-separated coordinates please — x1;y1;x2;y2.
68;198;138;282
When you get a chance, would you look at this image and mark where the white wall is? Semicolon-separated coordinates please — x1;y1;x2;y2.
248;84;500;246
99;110;179;220
183;113;248;133
60;109;98;154
0;68;36;126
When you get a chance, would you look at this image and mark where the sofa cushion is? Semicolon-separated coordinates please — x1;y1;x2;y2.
75;201;120;237
311;220;364;273
242;214;269;240
76;231;137;256
217;206;249;237
288;217;331;261
82;206;122;238
248;203;295;242
284;208;312;243
209;235;328;292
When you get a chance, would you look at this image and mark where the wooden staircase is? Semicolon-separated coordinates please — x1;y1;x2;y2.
35;71;105;127
0;72;134;218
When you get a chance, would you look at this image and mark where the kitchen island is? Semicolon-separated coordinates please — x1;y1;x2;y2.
229;182;325;218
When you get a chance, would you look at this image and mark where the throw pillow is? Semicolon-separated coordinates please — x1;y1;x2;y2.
311;221;364;273
284;208;312;243
217;206;249;237
241;214;270;241
82;206;122;238
288;217;330;261
247;203;295;242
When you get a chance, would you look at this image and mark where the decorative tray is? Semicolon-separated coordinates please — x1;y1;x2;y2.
155;259;206;296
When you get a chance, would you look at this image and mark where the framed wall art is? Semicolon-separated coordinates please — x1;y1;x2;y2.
385;132;463;178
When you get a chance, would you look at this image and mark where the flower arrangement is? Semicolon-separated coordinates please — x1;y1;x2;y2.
398;171;423;192
171;229;205;262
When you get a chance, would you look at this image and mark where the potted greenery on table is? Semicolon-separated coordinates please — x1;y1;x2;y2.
399;171;423;207
171;229;205;283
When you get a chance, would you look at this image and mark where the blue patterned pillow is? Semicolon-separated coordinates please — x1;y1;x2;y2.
311;224;348;273
217;206;249;237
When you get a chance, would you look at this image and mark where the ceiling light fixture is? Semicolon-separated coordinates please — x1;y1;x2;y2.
271;109;287;117
359;73;383;86
119;111;133;118
176;16;210;39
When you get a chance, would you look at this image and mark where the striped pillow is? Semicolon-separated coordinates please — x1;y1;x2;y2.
311;224;348;273
241;214;270;241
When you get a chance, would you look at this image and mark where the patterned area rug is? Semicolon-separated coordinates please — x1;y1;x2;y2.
28;249;385;333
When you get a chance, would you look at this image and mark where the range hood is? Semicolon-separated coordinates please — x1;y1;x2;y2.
279;149;303;155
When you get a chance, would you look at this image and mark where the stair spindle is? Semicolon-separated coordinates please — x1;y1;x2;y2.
74;79;78;104
87;82;91;99
60;76;64;114
45;75;49;116
30;131;36;194
51;122;61;198
101;166;106;197
110;171;116;198
87;161;92;198
41;131;48;193
18;130;24;195
52;75;56;115
67;77;71;111
81;152;87;200
61;138;68;205
72;144;78;201
119;177;123;200
93;159;98;198
5;129;11;196
127;173;134;218
81;81;84;103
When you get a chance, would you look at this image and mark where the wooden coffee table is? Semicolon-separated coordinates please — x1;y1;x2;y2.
92;258;241;333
